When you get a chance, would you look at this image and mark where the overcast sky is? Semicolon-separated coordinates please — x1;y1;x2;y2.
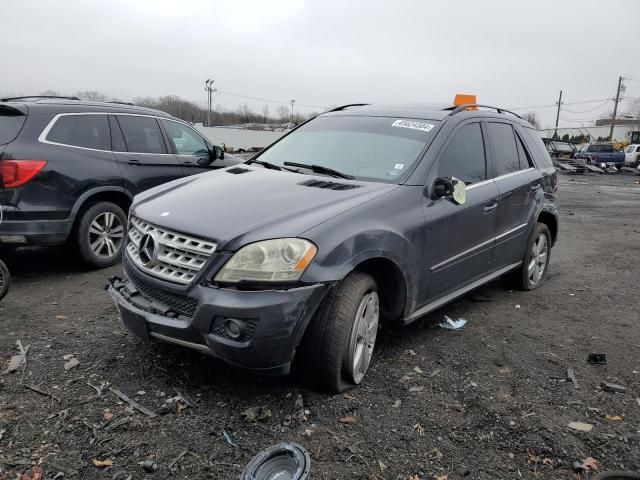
2;0;639;128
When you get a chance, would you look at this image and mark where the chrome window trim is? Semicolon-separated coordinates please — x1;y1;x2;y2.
38;111;200;155
465;178;495;191
462;168;535;191
431;222;528;271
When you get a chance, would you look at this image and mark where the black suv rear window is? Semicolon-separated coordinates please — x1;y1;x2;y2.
46;114;111;150
0;111;26;145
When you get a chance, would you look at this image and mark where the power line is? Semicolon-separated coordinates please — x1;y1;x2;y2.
507;98;612;110
562;98;612;114
215;89;325;109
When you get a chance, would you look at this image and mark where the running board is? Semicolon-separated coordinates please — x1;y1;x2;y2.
405;262;521;324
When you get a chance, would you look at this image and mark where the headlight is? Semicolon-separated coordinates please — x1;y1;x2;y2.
215;238;317;283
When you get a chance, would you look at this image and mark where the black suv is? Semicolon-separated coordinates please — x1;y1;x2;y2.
0;97;238;267
109;103;558;392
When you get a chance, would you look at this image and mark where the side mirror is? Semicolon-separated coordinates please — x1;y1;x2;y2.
214;145;225;160
432;176;466;205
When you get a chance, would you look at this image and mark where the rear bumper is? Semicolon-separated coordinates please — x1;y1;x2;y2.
0;218;72;245
108;273;331;375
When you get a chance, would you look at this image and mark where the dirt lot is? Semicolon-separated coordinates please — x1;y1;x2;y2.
1;172;639;480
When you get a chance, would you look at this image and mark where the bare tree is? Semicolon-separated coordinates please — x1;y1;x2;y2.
262;105;270;124
522;111;541;129
39;89;60;97
276;105;289;122
625;98;640;125
75;90;108;102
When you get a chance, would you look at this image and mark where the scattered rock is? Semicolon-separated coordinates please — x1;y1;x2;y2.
241;406;271;423
63;358;80;371
568;421;593;432
601;382;626;394
338;416;357;424
409;386;424;393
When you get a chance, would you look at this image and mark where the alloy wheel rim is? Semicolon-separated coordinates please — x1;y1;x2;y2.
346;291;379;384
527;233;548;286
88;212;124;259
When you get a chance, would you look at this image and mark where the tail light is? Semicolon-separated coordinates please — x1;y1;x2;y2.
0;160;47;188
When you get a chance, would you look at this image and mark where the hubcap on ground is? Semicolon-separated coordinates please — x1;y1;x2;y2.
346;291;379;384
527;233;548;286
88;212;124;259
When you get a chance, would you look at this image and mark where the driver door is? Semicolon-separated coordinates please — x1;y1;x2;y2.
160;119;222;175
420;121;500;304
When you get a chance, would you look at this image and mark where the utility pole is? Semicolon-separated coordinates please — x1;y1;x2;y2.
554;90;563;139
290;99;296;125
609;76;624;142
205;79;214;127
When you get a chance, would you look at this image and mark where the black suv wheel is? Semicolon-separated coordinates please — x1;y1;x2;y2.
0;259;10;300
76;202;127;268
513;222;552;291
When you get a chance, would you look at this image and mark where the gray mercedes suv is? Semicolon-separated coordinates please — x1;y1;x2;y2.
108;102;558;392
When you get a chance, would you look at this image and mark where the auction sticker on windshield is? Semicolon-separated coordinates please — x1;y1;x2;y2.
391;120;435;132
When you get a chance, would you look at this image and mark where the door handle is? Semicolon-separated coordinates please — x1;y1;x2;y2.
182;161;194;167
483;201;498;214
127;159;141;165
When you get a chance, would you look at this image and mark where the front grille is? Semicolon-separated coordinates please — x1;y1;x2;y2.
124;258;199;318
126;216;216;285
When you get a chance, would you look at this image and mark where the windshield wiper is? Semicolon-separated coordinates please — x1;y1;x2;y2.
283;161;354;180
245;159;283;170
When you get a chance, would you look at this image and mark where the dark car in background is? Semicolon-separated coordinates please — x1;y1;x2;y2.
573;142;624;167
109;102;559;392
0;97;239;267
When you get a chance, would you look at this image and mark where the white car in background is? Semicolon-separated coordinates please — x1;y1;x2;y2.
624;144;640;167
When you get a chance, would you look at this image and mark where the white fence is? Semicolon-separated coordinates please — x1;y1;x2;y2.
195;126;286;151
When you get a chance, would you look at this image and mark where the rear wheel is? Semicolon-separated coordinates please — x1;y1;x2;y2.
76;202;127;268
0;259;10;300
297;272;379;392
512;223;552;291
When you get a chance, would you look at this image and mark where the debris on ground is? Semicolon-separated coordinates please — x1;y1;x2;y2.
293;393;308;422
604;414;623;421
566;367;580;389
223;430;237;447
438;315;467;330
63;357;80;371
392;399;402;408
338;416;357;424
6;340;29;373
92;459;114;468
601;382;626;393
408;386;424;393
111;388;157;417
568;421;593;432
241;406;271;423
158;395;188;414
168;450;188;469
587;353;607;365
141;460;157;472
580;456;600;472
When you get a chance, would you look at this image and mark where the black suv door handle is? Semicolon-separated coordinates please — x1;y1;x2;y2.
182;161;194;167
127;159;141;166
483;201;498;214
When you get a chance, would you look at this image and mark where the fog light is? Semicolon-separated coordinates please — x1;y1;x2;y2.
0;235;27;244
224;319;245;339
241;442;311;480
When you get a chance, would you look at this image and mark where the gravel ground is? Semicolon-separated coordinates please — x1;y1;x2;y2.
1;172;639;480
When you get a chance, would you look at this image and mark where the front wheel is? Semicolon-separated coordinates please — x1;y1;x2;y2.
297;272;379;392
0;259;10;300
512;223;552;291
76;202;127;268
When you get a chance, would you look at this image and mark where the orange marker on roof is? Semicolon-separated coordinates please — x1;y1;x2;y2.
453;94;478;110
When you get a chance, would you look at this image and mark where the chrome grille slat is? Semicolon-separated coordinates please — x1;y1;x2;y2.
126;216;216;285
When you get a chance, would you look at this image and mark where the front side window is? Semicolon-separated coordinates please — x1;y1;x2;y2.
116;116;166;154
161;119;208;155
46;114;110;150
487;122;520;177
256;116;439;183
437;123;486;184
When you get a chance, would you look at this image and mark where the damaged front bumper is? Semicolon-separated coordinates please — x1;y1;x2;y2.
108;273;331;376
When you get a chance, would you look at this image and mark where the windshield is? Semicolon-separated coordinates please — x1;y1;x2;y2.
588;144;614;153
255;115;439;183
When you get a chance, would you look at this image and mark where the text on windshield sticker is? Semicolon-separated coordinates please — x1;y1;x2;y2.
391;120;434;132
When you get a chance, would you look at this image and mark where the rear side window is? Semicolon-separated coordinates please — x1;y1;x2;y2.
116;116;167;154
487;122;520;177
515;133;534;169
438;123;486;184
46;114;111;150
0;110;26;145
522;127;553;168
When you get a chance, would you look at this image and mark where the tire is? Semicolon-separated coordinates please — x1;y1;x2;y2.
76;202;127;268
512;223;552;291
0;259;10;300
297;272;379;393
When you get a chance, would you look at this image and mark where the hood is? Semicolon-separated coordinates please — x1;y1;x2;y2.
131;166;397;250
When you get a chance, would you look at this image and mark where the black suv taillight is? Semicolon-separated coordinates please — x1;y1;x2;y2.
0;160;47;188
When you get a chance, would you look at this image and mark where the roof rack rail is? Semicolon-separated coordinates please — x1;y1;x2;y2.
0;95;81;102
447;104;522;119
327;103;369;112
108;101;136;106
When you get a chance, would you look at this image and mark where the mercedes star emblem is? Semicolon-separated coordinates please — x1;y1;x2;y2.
138;232;159;266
